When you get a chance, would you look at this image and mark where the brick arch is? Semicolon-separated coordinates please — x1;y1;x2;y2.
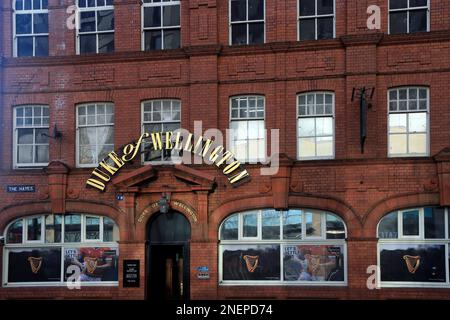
208;194;361;241
0;200;127;241
134;200;195;241
362;192;440;238
0;201;52;234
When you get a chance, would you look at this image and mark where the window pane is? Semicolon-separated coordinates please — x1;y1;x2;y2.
409;10;427;33
18;145;33;163
299;137;315;158
231;0;246;22
35;128;49;144
35;145;49;163
248;22;264;44
164;29;180;49
317;17;333;39
248;0;264;20
27;217;42;241
390;12;407;34
402;210;419;236
305;211;321;237
221;215;239;240
299;0;315;16
86;216;100;240
64;214;81;242
45;215;62;243
409;133;427;154
316;136;333;157
243;212;258;237
298;118;315;137
35;36;49;56
326;214;345;239
7;220;23;244
79;34;97;54
231;24;247;45
378;212;398;238
103;217;118;242
16;14;32;34
97;10;114;31
80;11;96;32
283;210;302;239
299;18;315;40
389;134;407;155
145;30;162;50
409;113;427;132
316;117;333;136
410;0;428;7
18;128;34;144
163;5;180;26
144;7;161;28
33;13;48;33
390;0;407;9
98;33;114;53
262;210;280;240
317;0;333;15
17;36;33;57
424;207;445;239
389;114;407;133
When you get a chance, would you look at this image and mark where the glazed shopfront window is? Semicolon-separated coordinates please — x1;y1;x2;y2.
377;207;450;287
3;214;119;286
219;209;347;284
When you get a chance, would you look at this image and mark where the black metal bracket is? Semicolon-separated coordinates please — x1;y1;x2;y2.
41;125;63;140
352;87;375;154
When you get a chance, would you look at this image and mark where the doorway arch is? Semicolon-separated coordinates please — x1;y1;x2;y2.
146;211;191;301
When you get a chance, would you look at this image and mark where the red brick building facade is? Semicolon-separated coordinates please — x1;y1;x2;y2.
1;0;450;300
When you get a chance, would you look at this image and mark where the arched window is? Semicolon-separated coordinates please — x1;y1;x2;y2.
3;214;119;286
219;208;347;284
377;207;450;287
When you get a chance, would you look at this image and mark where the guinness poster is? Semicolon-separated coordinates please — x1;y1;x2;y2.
7;248;61;283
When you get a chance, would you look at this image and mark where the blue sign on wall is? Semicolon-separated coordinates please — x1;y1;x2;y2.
7;185;35;193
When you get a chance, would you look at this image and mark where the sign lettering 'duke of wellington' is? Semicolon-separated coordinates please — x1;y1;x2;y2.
86;131;250;191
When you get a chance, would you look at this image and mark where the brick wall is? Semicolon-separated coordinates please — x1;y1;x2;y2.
1;0;450;300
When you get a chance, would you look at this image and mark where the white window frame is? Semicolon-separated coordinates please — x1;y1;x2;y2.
141;99;181;165
219;209;348;286
229;95;266;163
388;0;430;34
297;0;336;41
387;87;430;158
3;214;119;287
229;0;266;46
13;105;50;169
377;207;450;288
141;0;181;51
13;0;49;57
297;91;335;160
76;102;114;168
76;0;115;54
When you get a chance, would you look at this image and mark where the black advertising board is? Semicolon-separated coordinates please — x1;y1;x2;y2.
123;260;140;288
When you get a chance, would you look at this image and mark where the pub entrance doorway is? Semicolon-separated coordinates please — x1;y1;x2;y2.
146;211;191;301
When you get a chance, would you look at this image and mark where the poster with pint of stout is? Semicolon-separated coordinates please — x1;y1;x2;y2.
222;244;280;281
64;247;119;282
380;244;446;282
8;248;61;283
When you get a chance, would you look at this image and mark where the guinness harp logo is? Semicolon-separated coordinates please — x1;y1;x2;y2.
28;257;43;274
243;255;259;273
84;257;98;274
403;255;421;274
